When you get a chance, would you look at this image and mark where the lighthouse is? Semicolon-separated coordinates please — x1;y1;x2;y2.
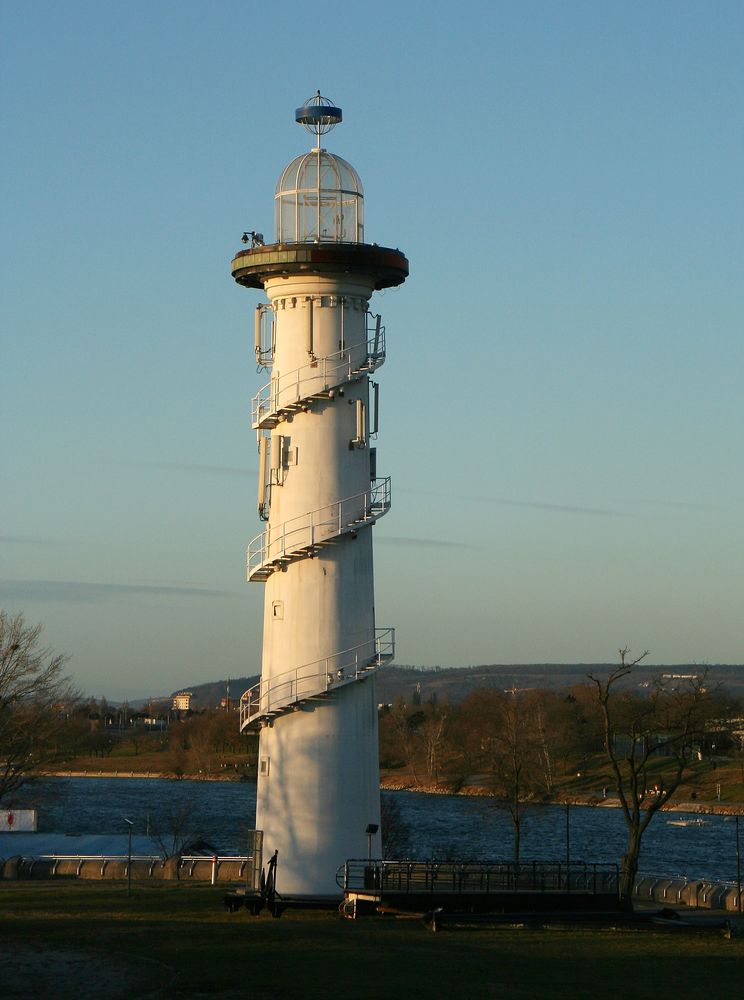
232;94;408;896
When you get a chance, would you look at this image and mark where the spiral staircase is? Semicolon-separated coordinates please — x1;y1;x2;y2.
251;324;385;431
240;320;394;733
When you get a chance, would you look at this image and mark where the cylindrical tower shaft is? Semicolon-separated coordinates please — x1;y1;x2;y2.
257;275;378;894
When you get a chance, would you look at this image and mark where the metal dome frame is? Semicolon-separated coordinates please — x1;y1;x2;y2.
274;148;364;244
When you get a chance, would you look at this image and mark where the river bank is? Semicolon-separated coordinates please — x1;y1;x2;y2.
379;773;744;815
39;769;245;781
36;767;744;815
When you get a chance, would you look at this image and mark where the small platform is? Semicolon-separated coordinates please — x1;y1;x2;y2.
337;859;623;916
231;242;409;290
346;889;622;915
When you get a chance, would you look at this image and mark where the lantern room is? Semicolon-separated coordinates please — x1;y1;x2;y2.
274;149;364;244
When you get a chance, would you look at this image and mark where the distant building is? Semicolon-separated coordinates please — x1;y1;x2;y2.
142;716;166;730
172;691;193;711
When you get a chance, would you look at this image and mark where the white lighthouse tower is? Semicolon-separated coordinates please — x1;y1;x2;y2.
232;94;408;896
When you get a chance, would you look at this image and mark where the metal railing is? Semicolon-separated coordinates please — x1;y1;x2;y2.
337;860;620;896
22;854;163;877
252;332;385;429
240;627;395;730
178;855;252;880
5;852;262;885
247;477;391;581
632;870;743;908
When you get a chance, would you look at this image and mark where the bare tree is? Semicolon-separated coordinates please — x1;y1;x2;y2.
526;690;558;794
380;793;412;859
419;702;449;784
383;697;420;784
149;800;203;862
0;611;77;803
589;648;715;910
470;689;544;866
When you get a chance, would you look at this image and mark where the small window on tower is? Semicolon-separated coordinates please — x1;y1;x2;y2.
272;601;284;620
259;757;270;777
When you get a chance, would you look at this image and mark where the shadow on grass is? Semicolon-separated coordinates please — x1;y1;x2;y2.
1;883;743;998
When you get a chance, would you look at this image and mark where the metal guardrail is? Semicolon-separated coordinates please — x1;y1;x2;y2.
252;332;385;428
178;855;252;880
3;853;259;883
240;627;395;729
12;854;163;877
247;477;391;580
337;860;620;895
633;870;743;909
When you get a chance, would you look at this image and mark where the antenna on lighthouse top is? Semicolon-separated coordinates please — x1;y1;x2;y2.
295;91;342;148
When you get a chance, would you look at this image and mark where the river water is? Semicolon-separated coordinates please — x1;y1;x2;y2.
13;777;742;882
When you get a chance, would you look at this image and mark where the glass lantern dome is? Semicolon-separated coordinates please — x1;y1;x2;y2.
274;149;364;244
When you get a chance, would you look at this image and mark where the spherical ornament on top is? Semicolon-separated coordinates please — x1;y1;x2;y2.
295;91;343;137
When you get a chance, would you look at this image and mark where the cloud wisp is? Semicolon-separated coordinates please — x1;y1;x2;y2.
0;578;238;605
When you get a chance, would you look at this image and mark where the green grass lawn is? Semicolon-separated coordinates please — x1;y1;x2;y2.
1;882;743;998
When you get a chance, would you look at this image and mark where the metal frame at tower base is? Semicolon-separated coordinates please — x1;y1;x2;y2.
337;860;623;917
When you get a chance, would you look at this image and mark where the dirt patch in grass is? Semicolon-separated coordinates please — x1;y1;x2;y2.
0;943;172;999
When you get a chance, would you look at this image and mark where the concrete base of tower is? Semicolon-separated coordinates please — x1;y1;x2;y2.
254;677;382;897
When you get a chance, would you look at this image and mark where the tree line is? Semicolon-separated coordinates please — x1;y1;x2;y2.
0;611;258;799
380;648;743;907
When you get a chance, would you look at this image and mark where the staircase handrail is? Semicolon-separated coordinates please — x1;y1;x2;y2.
240;626;395;729
251;331;385;427
247;477;391;580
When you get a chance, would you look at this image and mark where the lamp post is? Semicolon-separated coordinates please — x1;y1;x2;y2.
366;823;379;863
736;814;741;914
124;817;133;898
365;823;380;891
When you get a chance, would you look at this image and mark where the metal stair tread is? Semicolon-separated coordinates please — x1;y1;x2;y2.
248;521;385;580
239;650;391;732
252;357;378;430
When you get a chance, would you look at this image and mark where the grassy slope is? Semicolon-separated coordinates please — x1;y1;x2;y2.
1;883;743;998
42;746;255;779
382;751;744;809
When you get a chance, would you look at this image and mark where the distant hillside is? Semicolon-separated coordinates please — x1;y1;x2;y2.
125;677;258;711
375;662;744;706
151;662;744;710
171;676;260;710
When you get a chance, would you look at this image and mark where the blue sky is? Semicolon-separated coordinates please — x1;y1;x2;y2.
2;1;743;699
